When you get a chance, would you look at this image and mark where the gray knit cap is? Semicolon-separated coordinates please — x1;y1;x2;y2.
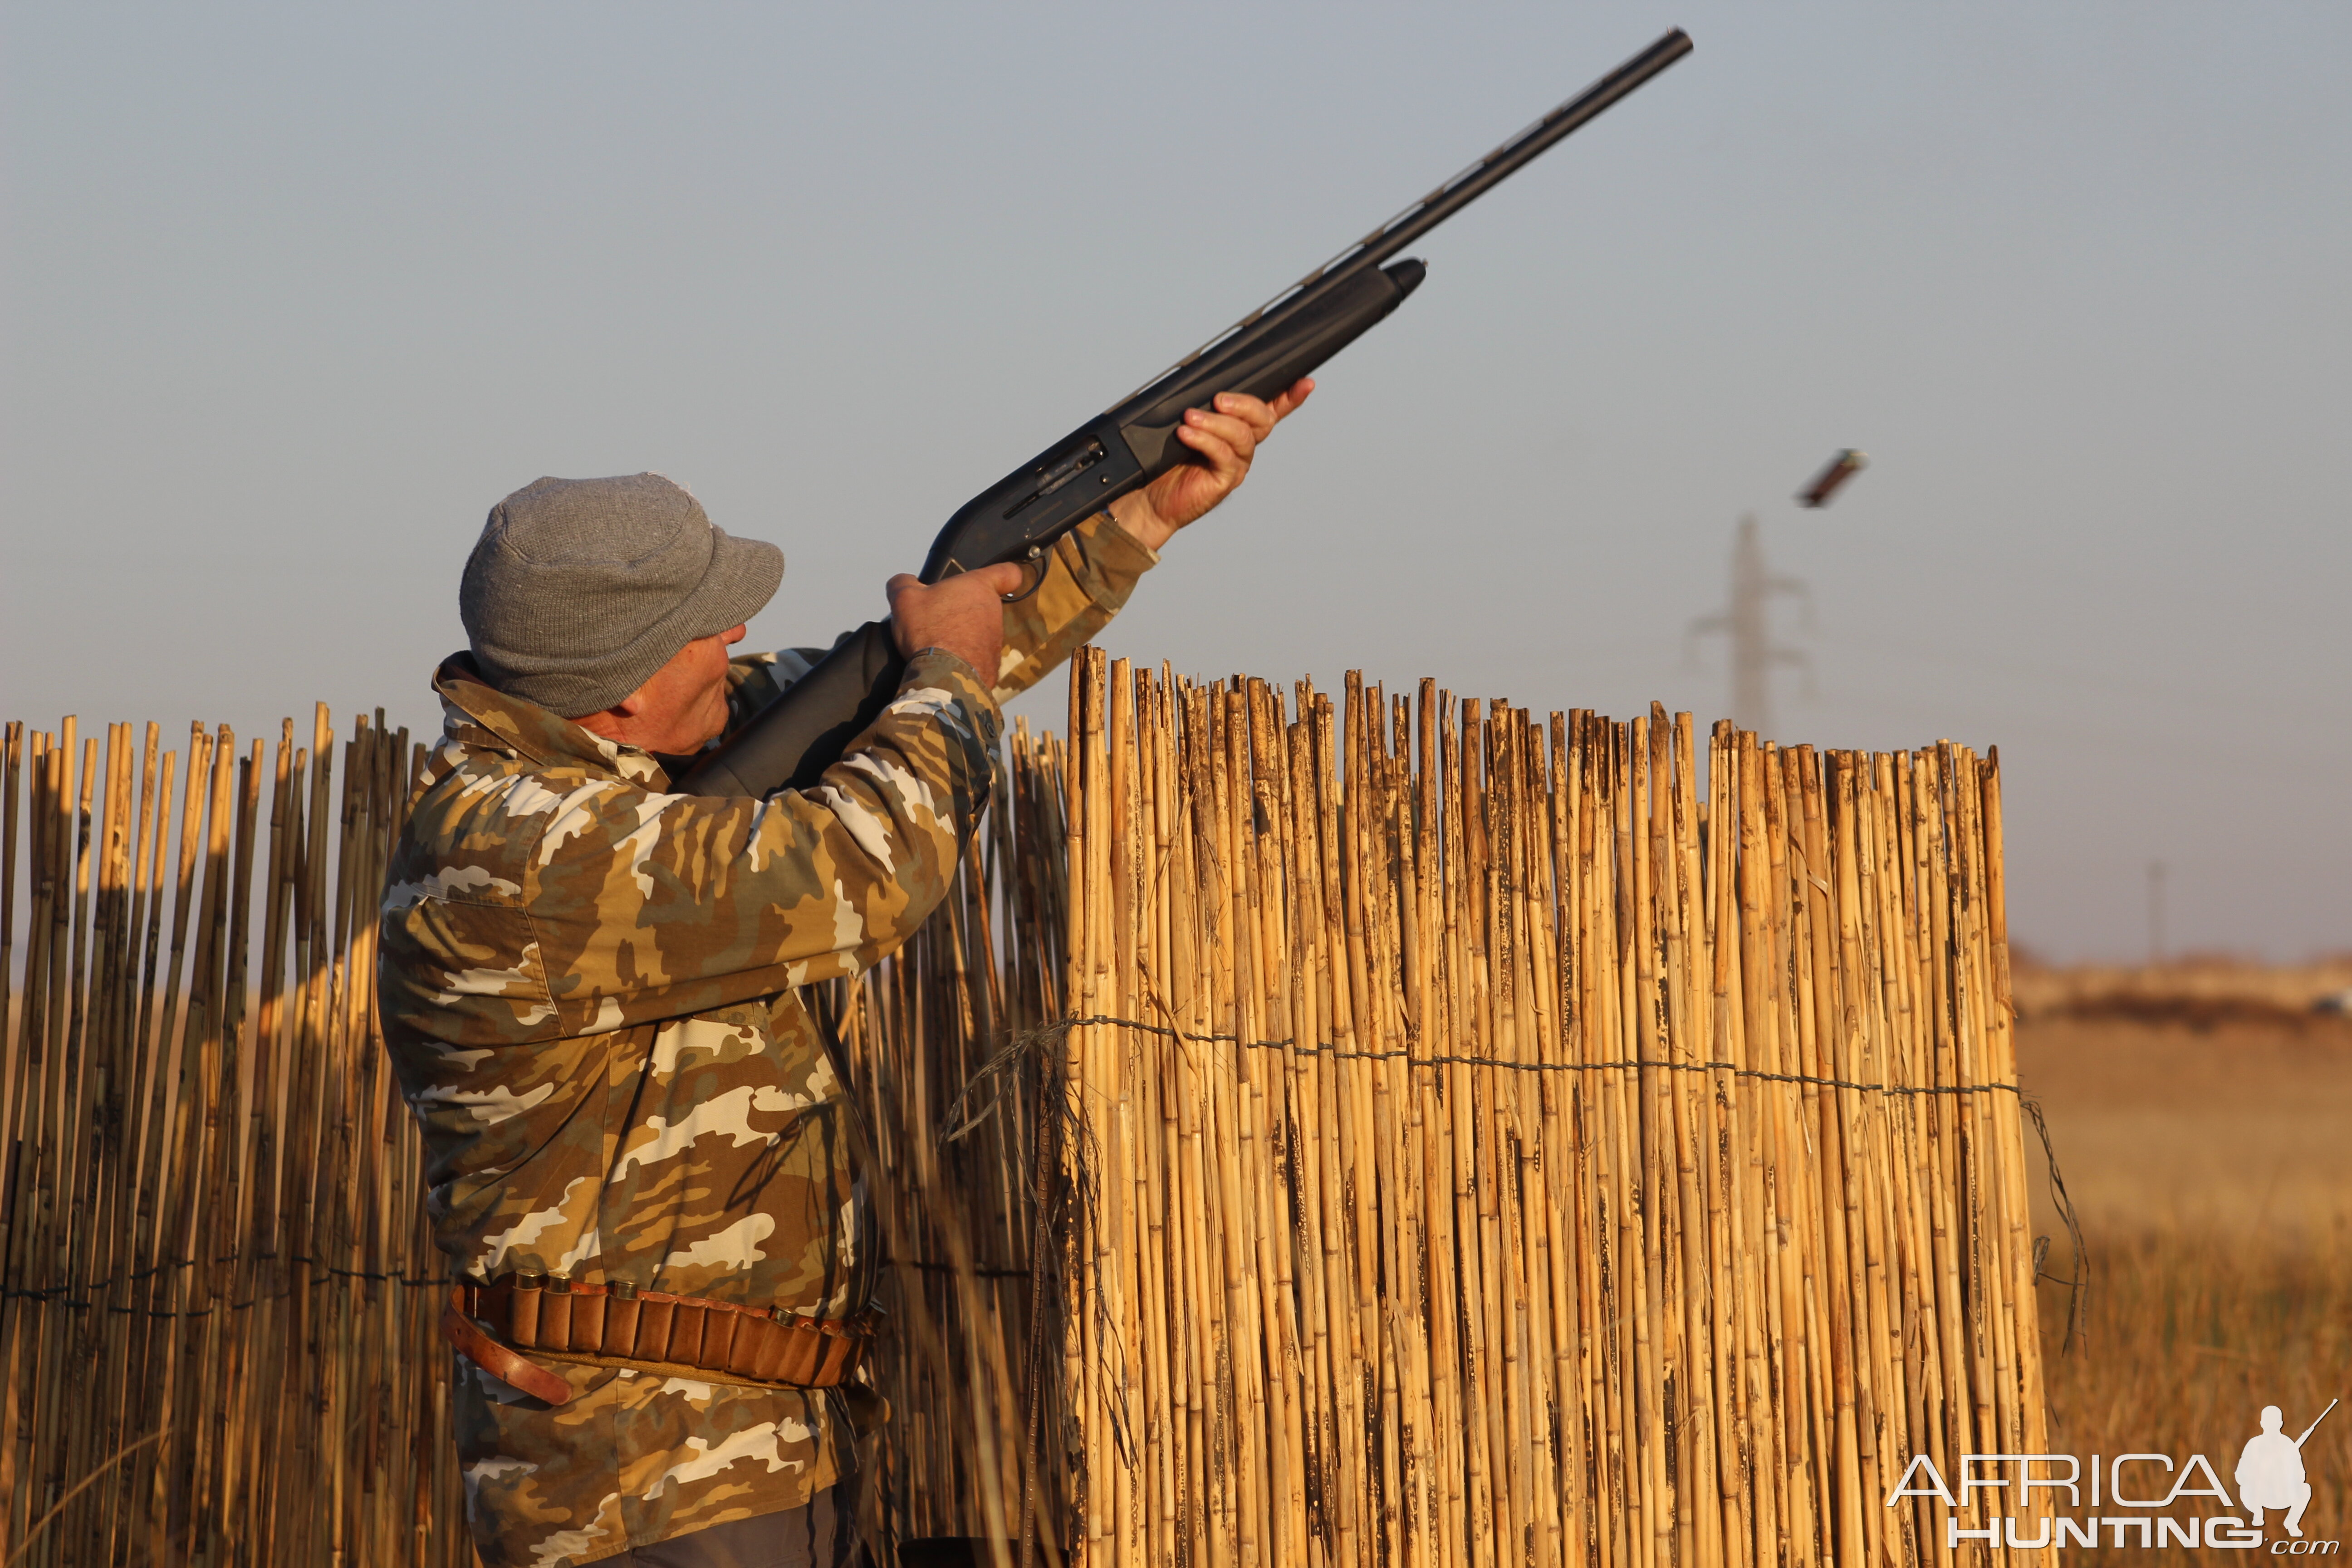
460;473;783;717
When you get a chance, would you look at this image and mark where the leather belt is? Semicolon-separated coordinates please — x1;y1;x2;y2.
441;1274;877;1406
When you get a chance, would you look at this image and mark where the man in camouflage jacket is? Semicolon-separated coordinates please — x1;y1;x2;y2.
380;382;1311;1567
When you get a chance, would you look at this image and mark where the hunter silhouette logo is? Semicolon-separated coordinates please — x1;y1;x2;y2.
1885;1396;2341;1550
2241;1400;2336;1539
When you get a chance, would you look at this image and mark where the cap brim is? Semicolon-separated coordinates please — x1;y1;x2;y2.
675;525;784;641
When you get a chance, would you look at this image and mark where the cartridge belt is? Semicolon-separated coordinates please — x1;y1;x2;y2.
442;1274;876;1406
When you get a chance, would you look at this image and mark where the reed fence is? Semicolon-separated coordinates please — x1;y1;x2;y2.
1033;651;2049;1568
0;648;2049;1567
0;711;452;1566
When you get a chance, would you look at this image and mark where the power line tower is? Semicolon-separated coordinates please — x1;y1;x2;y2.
1686;514;1811;736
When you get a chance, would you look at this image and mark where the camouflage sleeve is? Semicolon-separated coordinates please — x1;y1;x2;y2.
990;509;1157;702
490;650;1000;1038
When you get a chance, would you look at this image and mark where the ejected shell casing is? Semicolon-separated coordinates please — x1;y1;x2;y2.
1798;448;1867;508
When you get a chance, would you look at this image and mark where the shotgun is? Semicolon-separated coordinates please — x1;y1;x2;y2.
685;27;1693;796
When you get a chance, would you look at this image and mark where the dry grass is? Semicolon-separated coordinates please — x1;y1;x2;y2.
2035;1235;2352;1558
2019;1006;2352;1560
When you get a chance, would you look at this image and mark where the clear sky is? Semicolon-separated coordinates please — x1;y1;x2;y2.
5;3;2346;963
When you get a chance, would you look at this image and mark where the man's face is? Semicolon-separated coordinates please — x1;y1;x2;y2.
616;624;747;755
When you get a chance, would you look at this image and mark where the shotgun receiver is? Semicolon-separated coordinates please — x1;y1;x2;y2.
684;27;1692;797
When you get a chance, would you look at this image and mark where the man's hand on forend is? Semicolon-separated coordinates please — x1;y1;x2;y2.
1109;378;1316;552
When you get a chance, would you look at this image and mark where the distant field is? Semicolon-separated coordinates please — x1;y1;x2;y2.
2019;1002;2351;1559
2014;956;2352;1019
2019;1012;2352;1240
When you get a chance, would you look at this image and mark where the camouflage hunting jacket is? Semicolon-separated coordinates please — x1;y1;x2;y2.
380;512;1154;1566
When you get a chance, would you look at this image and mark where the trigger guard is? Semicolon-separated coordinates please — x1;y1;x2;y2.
1002;557;1048;604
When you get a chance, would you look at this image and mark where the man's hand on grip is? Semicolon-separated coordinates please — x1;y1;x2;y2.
887;562;1026;681
1110;378;1315;552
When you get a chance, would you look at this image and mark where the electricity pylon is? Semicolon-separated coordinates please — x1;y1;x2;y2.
1685;514;1811;738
